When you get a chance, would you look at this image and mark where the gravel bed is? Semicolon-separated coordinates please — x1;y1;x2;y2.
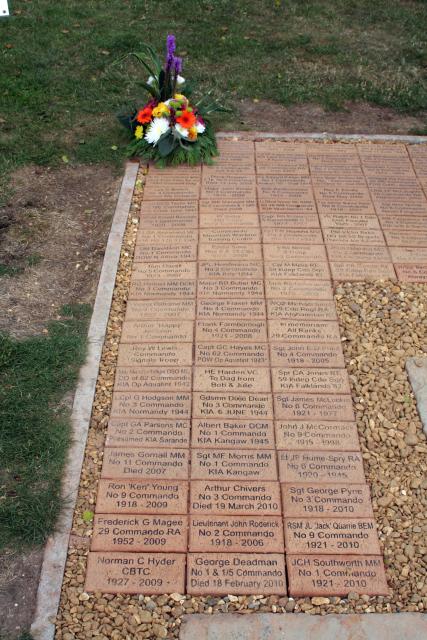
55;171;427;639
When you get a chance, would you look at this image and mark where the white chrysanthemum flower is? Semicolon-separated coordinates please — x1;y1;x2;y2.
175;124;189;138
177;75;185;86
196;121;206;134
147;75;155;85
144;117;170;145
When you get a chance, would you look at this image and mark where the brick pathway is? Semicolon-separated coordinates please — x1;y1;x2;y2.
84;140;427;598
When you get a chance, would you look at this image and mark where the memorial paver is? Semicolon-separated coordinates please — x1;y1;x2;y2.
281;483;374;518
85;139;427;598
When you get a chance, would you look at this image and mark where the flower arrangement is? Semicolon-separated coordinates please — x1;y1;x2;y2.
118;35;226;166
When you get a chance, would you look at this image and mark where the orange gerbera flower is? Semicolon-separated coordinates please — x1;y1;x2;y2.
176;110;196;129
136;106;153;124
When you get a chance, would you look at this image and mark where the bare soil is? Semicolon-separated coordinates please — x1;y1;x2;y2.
233;100;427;135
0;164;122;338
0;164;122;638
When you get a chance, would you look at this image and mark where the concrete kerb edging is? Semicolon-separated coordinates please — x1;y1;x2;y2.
179;613;427;640
30;161;139;640
217;131;427;144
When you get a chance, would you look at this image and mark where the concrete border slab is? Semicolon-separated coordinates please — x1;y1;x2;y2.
217;132;427;144
179;613;427;640
30;161;139;640
406;357;427;436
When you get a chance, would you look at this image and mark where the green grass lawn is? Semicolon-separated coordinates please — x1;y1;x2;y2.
1;0;426;199
0;305;90;548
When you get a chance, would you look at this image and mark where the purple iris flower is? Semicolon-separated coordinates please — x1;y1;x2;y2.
166;34;176;70
174;56;182;74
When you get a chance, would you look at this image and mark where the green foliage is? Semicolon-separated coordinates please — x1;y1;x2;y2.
127;122;218;166
0;304;90;549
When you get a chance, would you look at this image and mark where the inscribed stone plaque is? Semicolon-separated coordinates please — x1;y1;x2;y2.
191;448;277;480
85;552;185;594
217;139;254;156
143;177;200;200
129;279;196;300
202;163;255;176
140;200;198;217
191;418;274;449
267;300;337;321
195;343;269;367
194;367;271;393
260;213;320;229
259;194;316;215
263;244;327;262
271;368;350;394
278;450;364;483
268;320;341;343
200;199;258;214
320;213;380;229
199;243;262;261
136;228;198;245
101;447;189;480
361;157;415;178
275;420;359;451
286;554;388;597
197;279;264;298
134;244;197;263
198;261;263;280
330;262;396;281
311;173;366;187
270;343;344;369
117;343;192;367
91;515;188;552
110;392;191;419
139;212;198;229
274;394;354;421
105;418;190;448
262;228;323;244
132;262;197;280
120;320;193;343
197;319;267;342
357;143;407;157
265;280;333;300
200;228;261;244
323;228;385;245
114;367;192;392
190;480;281;515
148;164;202;176
284;518;380;555
384;229;427;247
200;213;259;228
281;483;373;518
265;262;330;281
193;392;274;419
256;143;308;174
326;245;390;263
201;175;256;200
389;246;427;263
378;215;427;231
189;516;284;553
187;553;286;595
96;479;189;514
314;186;375;215
370;193;427;217
394;263;427;283
125;299;195;321
197;299;266;319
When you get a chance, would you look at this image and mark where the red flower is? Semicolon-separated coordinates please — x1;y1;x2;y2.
136;106;153;124
176;110;196;129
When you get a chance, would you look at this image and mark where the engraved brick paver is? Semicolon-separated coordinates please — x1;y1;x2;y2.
281;483;374;518
84;139;427;598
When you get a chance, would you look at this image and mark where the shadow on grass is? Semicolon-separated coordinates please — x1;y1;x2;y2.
0;304;91;550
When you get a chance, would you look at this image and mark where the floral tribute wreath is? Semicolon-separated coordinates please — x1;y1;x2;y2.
119;35;226;166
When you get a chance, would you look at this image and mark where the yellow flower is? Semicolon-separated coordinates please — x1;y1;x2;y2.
152;102;170;118
135;125;144;139
188;126;198;141
174;93;186;102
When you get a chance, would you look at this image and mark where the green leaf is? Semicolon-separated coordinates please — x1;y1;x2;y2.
158;132;177;157
82;510;94;523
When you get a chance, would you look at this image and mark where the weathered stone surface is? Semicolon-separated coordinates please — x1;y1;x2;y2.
406;356;427;435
